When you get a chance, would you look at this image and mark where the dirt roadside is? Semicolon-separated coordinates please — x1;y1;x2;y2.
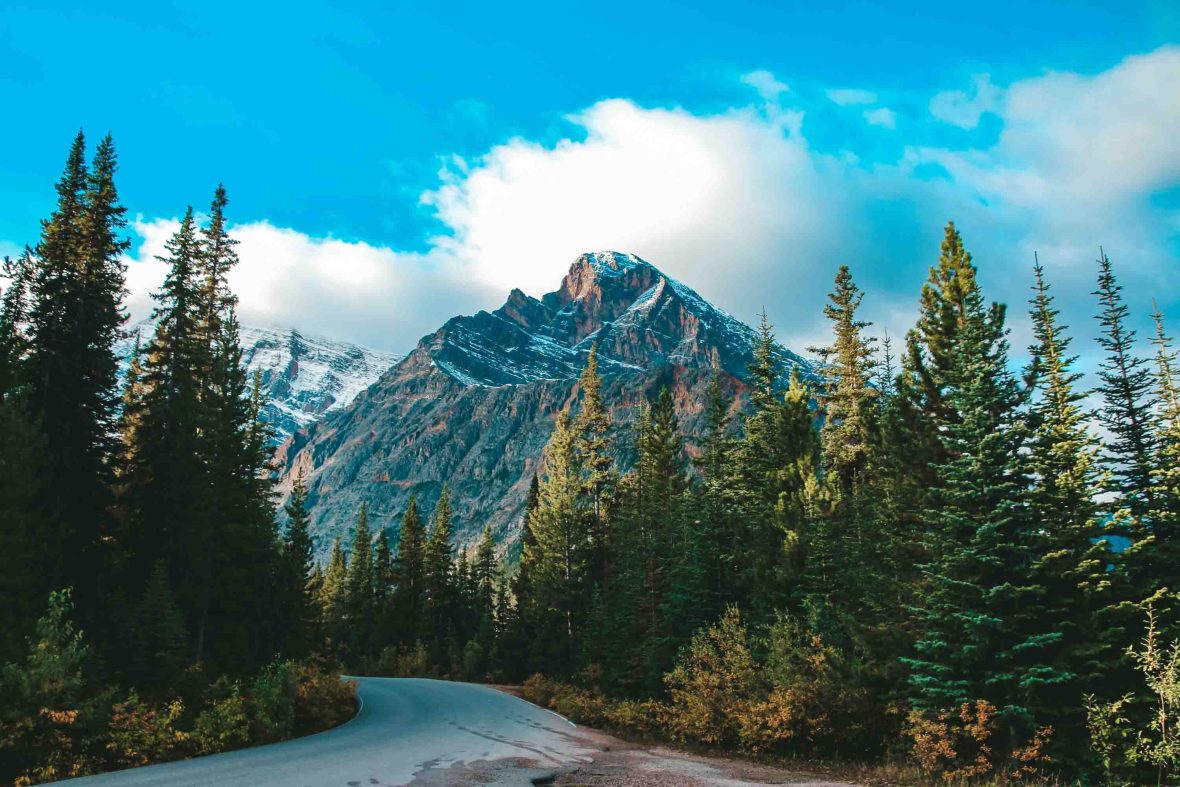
408;686;857;787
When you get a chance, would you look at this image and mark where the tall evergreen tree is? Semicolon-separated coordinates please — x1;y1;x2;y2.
903;234;1054;750
184;188;277;673
345;505;374;659
807;265;880;611
25;133;127;607
0;251;46;660
521;409;587;672
372;527;395;651
735;335;820;616
393;498;427;645
574;346;614;588
131;561;189;695
118;208;204;590
319;537;348;651
1024;260;1119;765
693;373;739;617
280;471;317;657
1093;250;1158;525
423;489;456;660
1145;304;1180;598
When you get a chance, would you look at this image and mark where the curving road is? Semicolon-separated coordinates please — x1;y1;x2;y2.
60;678;599;786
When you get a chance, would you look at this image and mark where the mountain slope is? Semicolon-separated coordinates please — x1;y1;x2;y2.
118;321;400;442
275;252;812;558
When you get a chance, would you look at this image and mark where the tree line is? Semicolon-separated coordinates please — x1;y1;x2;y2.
0;134;353;785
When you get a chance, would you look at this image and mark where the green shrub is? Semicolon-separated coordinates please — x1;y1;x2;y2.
247;661;296;744
105;691;187;767
190;685;249;755
662;606;759;747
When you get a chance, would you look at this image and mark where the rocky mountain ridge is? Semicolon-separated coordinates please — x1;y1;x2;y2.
275;252;814;560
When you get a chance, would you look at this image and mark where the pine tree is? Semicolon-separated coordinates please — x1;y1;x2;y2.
0;251;47;661
0;250;33;399
372;527;394;651
24;133;127;607
280;471;317;658
344;504;374;660
903;239;1052;748
735;335;820;616
1093;250;1158;524
473;526;498;624
522;408;587;672
693;373;739;617
118;208;204;592
811;265;878;500
319;537;348;651
894;222;981;503
1145;304;1180;598
183;187;277;673
393;498;427;646
132;561;189;695
632;388;690;689
574;346;614;588
423;489;456;661
1024;259;1119;763
806;265;880;612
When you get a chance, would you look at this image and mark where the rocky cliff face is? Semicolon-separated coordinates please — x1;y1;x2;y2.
275;252;812;559
118;321;400;443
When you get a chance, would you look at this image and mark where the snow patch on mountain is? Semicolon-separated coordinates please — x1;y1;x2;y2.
117;320;401;442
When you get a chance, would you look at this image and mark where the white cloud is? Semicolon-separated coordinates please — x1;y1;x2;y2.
124;218;497;351
116;47;1180;362
827;88;877;106
864;107;897;128
929;74;1001;129
740;70;790;102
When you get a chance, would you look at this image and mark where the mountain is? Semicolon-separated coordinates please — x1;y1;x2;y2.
118;321;401;443
275;251;813;559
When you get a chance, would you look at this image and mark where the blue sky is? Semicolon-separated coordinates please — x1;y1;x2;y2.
2;1;1179;358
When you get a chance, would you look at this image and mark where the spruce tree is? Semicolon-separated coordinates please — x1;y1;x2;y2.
807;265;880;612
25;133;127;606
637;388;690;688
473;526;498;623
1145;304;1180;598
393;498;427;645
903;240;1053;749
118;208;204;591
423;489;456;661
521;408;587;672
574;346;614;588
184;187;277;673
132;561;189;695
319;537;348;651
693;373;739;617
345;504;374;659
0;251;46;660
281;471;317;657
1093;250;1158;524
372;527;394;651
1024;260;1119;762
736;332;820;616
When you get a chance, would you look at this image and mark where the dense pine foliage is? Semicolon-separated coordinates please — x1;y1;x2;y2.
0;136;353;785
4;138;1180;785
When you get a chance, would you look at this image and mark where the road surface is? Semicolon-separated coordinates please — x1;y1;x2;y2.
60;677;599;786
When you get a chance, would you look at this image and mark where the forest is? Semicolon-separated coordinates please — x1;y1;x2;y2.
4;134;1180;785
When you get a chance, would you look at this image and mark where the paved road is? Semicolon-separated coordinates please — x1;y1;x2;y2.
61;678;599;786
